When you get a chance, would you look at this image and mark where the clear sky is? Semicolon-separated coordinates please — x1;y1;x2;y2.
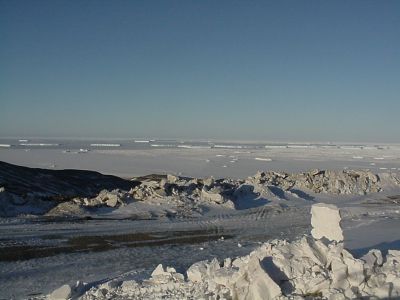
1;1;399;142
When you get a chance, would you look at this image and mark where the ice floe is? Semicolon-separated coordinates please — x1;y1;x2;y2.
90;144;121;147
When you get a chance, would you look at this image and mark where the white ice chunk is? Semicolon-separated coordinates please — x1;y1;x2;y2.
311;203;343;242
49;284;71;300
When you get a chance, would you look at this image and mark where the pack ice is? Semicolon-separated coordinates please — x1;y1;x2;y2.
3;162;399;218
49;203;400;299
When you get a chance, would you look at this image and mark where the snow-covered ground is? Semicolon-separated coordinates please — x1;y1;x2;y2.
0;140;400;299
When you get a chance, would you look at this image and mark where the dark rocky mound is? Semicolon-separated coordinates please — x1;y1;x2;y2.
0;161;139;200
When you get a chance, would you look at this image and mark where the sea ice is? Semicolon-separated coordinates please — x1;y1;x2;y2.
60;203;400;299
311;203;343;241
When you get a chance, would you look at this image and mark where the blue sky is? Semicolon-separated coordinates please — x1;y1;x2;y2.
1;0;399;142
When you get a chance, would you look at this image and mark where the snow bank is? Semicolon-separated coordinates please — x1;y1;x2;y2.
50;203;400;299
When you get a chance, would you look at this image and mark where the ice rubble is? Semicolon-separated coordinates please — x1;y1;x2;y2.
94;168;393;208
80;189;132;208
82;169;392;210
50;203;400;299
248;169;382;195
2;167;399;217
49;285;72;300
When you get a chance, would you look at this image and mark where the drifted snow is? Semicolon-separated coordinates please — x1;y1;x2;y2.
50;203;400;299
